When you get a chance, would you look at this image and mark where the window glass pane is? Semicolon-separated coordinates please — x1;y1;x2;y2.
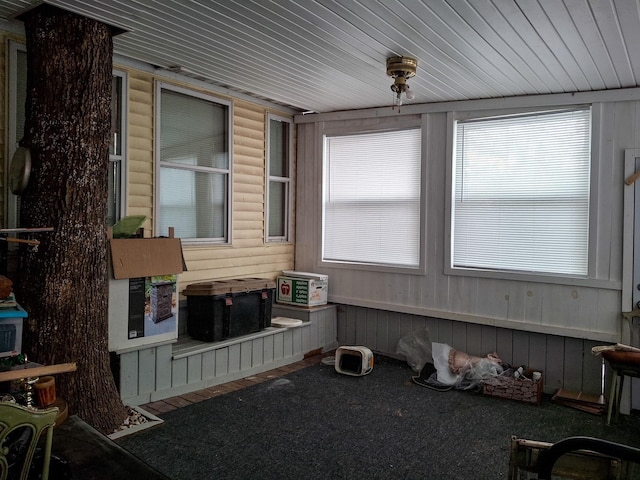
159;167;227;239
159;87;230;241
110;76;122;156
161;90;228;169
267;116;291;242
16;50;26;145
14;49;27;227
452;108;591;276
107;161;120;227
108;73;125;226
269;119;289;177
323;128;421;268
268;181;286;237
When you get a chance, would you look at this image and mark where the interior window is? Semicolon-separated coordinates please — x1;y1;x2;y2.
451;108;591;276
157;85;231;242
322;128;422;269
266;115;292;242
108;72;127;226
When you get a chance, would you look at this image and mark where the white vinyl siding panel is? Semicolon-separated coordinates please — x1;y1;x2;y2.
178;100;295;286
92;66;294;287
336;304;604;396
125;70;154;224
295;95;632;343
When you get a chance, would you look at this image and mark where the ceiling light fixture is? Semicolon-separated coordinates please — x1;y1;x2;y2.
386;56;417;107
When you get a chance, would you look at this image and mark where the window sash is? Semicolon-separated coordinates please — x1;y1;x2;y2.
323;128;422;268
108;72;126;226
452;108;591;276
266;115;292;242
158;84;231;242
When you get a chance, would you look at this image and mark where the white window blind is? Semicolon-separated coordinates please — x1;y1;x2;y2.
452;108;591;276
323;128;422;268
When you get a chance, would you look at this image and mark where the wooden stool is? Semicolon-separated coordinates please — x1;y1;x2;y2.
602;350;640;425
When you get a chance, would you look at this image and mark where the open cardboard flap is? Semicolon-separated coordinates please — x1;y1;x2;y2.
110;238;186;279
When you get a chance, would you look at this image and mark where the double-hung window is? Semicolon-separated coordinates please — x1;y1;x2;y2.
450;107;591;277
109;71;127;226
322;128;423;270
266;114;292;242
157;84;232;242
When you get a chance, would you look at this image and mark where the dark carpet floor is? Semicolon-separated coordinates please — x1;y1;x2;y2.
117;356;640;480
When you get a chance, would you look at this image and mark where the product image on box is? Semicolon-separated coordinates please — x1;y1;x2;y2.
184;278;275;342
150;280;175;323
128;275;178;340
277;271;328;307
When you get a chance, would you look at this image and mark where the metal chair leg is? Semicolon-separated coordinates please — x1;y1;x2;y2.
606;371;619;425
615;374;625;422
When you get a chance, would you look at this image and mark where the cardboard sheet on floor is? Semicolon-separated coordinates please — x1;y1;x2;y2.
551;389;606;415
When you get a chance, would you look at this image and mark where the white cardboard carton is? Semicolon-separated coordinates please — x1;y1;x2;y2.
276;271;328;307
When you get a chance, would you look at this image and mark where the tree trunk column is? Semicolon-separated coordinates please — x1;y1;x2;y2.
18;4;126;434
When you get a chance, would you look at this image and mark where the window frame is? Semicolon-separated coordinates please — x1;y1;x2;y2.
265;113;293;243
319;119;427;274
154;81;233;244
109;69;128;226
6;40;26;228
444;105;599;286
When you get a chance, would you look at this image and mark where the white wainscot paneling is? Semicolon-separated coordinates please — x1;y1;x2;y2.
116;304;337;405
336;305;606;397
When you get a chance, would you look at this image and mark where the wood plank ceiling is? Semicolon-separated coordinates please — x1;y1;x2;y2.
1;0;639;113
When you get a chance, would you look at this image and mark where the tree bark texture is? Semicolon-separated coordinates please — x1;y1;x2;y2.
18;5;126;434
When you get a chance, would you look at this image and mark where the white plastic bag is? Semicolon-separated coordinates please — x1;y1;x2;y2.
396;329;433;372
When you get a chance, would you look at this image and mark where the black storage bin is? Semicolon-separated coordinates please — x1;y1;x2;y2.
184;278;275;342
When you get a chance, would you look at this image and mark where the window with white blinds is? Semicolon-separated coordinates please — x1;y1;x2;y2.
452;108;591;276
323;128;422;268
158;85;231;241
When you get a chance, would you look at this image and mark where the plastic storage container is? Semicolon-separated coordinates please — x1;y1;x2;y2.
183;278;275;342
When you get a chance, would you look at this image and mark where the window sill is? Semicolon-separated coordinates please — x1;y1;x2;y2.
445;266;621;291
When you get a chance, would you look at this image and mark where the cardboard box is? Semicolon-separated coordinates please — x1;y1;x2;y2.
109;237;185;279
108;237;186;352
276;271;328;307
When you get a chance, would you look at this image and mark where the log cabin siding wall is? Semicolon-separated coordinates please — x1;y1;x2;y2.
125;70;154;222
110;67;295;288
1;28;295;293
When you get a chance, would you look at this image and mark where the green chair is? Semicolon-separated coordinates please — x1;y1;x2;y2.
0;401;58;480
